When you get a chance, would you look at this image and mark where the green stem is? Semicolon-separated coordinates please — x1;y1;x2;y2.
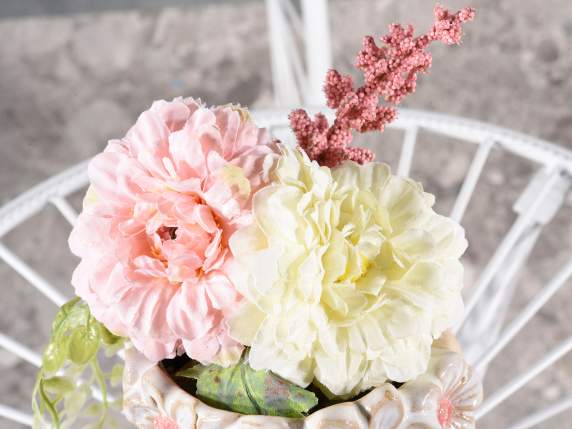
241;362;262;415
91;359;108;429
37;375;61;429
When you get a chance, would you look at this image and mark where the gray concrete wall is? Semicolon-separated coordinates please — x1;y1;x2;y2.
0;0;571;427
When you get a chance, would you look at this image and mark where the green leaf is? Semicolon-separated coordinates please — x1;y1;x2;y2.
51;297;81;332
109;364;123;387
36;378;60;427
99;325;122;346
68;324;99;365
32;298;125;429
178;358;318;418
84;402;104;417
43;376;75;397
91;359;109;429
52;298;86;339
63;384;89;419
42;341;68;374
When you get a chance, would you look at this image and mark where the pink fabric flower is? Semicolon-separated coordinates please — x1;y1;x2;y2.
69;98;277;364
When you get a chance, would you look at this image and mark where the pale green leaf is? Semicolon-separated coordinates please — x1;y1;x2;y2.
42;340;68;374
109;364;123;387
33;298;125;429
84;402;103;417
63;384;89;419
178;358;318;418
99;325;122;346
68;324;99;366
43;376;75;397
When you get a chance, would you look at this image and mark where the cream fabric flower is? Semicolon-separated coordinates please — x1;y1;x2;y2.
229;145;467;397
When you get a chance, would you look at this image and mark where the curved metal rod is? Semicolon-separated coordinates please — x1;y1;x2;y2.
0;404;33;427
50;196;78;226
2;108;572;239
252;108;572;171
449;137;495;223
507;395;572;429
460;169;563;325
0;242;68;307
0;160;88;238
0;332;42;367
474;259;572;372
396;126;418;177
476;336;572;420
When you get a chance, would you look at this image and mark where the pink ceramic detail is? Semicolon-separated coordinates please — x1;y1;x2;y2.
437;397;454;427
154;416;179;429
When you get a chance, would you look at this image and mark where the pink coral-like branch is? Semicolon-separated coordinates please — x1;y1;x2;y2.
290;3;475;168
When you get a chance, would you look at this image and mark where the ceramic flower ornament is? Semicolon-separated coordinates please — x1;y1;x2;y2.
33;4;481;429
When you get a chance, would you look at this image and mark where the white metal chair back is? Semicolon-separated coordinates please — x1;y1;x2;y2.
0;1;333;427
1;108;571;428
2;2;572;428
265;0;332;106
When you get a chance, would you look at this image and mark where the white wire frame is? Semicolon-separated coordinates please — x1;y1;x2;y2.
460;223;542;368
0;404;33;427
459;168;563;323
0;4;330;423
265;0;332;106
1;108;572;427
507;395;572;429
476;336;572;421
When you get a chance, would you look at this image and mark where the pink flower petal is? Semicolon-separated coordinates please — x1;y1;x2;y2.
203;273;239;311
118;281;178;339
193;204;218;233
70;97;278;363
166;283;214;339
151;98;191;132
126;110;170;160
89;152;131;204
133;255;167;278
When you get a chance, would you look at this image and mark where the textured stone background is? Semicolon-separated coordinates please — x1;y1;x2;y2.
1;0;571;428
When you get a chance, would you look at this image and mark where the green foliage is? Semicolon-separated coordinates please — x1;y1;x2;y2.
177;356;318;418
32;298;125;429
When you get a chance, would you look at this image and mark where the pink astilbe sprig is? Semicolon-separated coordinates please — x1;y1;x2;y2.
290;3;475;167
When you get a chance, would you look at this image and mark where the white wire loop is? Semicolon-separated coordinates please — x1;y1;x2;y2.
507;395;572;429
1;107;571;427
6;2;570;426
476;336;572;420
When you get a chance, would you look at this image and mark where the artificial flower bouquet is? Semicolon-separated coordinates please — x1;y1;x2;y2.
33;4;483;429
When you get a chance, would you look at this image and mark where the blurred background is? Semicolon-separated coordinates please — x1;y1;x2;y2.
1;0;571;428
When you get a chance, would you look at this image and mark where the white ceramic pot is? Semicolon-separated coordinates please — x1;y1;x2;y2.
122;335;482;429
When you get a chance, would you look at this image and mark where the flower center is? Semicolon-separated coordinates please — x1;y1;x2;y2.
149;226;177;263
157;226;178;241
437;396;454;428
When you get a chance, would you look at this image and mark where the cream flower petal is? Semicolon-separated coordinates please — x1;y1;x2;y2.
229;144;467;396
228;301;266;346
248;322;314;388
253;185;304;242
381;335;432;382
